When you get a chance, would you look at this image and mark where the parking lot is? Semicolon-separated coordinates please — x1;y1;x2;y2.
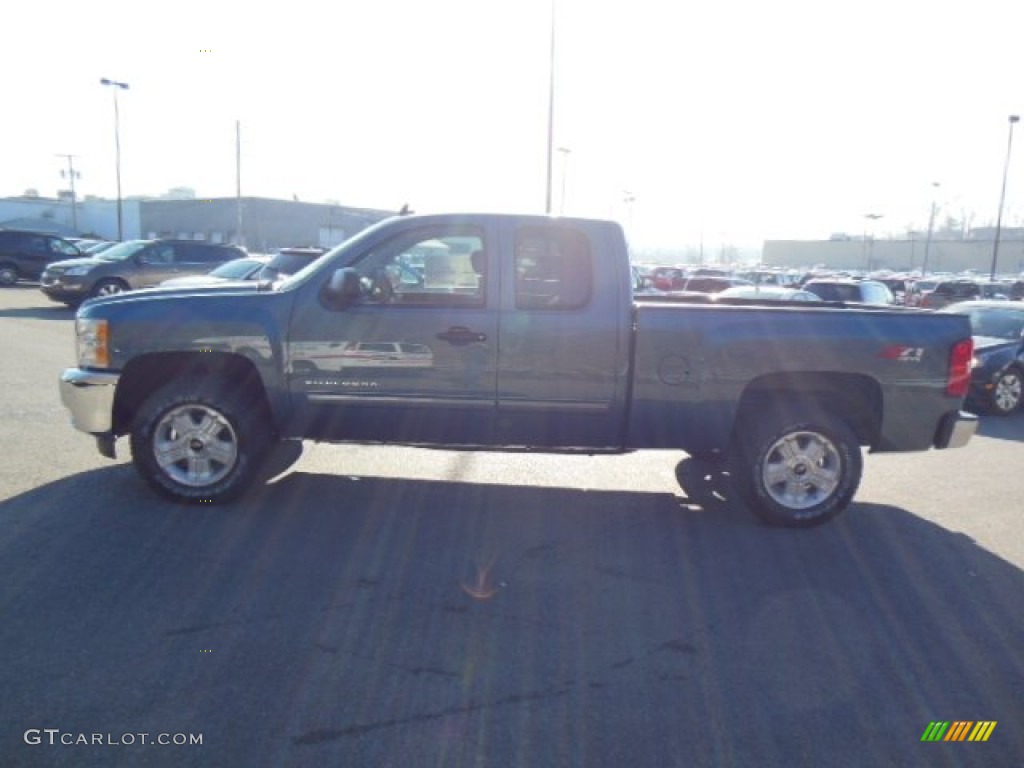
1;284;1022;767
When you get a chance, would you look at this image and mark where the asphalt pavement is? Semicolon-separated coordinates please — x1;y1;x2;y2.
1;284;1022;767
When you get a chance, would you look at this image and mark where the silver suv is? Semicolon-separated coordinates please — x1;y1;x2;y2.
40;239;246;306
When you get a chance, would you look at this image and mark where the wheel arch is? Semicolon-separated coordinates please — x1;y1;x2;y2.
113;351;279;437
733;372;882;448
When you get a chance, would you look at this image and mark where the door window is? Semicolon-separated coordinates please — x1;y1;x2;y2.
140;244;176;265
348;228;486;307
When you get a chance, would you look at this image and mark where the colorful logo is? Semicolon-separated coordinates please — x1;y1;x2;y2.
921;721;996;742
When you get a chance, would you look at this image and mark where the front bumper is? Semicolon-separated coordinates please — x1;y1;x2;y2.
40;273;90;301
59;368;119;434
933;409;978;450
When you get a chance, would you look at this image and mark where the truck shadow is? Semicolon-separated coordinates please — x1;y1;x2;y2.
1;464;1021;766
0;304;76;320
974;409;1024;442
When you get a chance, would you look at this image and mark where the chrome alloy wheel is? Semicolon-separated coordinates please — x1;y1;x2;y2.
96;281;125;296
153;404;239;487
760;430;842;511
993;370;1023;413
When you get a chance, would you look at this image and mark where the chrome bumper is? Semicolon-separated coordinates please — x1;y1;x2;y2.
934;410;978;450
59;368;119;435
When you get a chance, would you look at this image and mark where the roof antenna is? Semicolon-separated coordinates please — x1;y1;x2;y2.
399;203;413;215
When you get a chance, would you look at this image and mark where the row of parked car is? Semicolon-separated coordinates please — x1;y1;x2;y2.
0;227;326;307
635;264;1024;309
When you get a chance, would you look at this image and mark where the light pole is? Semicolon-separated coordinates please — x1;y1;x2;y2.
921;182;940;276
863;213;883;272
557;146;570;214
100;78;129;240
623;191;636;233
544;0;557;214
990;114;1020;280
56;153;80;233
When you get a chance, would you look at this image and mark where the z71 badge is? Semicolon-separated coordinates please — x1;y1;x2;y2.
880;345;925;362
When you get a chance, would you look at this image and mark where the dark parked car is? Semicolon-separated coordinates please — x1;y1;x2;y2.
802;279;895;305
877;277;911;305
939;300;1024;415
919;279;981;310
40;239;247;306
0;229;83;286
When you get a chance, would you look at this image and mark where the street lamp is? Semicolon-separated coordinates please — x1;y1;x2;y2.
921;182;940;276
990;114;1020;281
100;78;129;240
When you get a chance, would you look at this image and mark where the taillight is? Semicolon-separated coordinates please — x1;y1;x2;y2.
946;338;973;397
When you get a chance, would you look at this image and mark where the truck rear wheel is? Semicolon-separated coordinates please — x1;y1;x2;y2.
130;377;272;504
733;411;862;527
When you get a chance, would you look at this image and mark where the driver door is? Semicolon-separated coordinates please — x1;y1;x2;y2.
287;220;499;445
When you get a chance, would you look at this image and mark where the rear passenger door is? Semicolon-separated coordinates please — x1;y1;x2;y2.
495;220;628;448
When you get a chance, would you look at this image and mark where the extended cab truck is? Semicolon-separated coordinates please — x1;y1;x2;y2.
59;214;978;527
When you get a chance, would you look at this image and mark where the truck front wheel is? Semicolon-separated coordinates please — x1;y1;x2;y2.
130;378;272;503
733;412;862;527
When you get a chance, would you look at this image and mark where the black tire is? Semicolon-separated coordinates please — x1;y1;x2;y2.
0;263;18;286
986;368;1023;416
91;278;129;298
732;411;862;528
130;377;273;504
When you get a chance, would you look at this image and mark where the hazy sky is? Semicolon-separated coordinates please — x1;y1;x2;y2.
3;0;1023;248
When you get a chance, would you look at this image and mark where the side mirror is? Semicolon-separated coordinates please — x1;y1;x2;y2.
325;267;362;307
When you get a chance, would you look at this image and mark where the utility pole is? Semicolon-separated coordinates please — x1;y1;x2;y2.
544;0;556;214
55;153;80;232
990;115;1020;280
236;120;244;247
100;78;130;240
921;182;940;276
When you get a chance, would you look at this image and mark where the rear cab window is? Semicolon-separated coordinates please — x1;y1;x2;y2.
514;225;592;310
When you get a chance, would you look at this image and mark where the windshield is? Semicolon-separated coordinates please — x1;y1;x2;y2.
96;241;150;261
84;241;116;255
208;258;264;279
942;306;1024;339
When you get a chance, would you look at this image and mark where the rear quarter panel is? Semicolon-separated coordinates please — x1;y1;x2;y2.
628;303;972;452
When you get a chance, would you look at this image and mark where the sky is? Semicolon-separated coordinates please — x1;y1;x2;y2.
3;0;1024;250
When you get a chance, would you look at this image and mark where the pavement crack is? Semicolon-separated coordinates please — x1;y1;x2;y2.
292;686;570;745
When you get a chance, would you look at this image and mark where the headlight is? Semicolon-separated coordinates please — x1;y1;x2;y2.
76;318;110;368
64;266;93;276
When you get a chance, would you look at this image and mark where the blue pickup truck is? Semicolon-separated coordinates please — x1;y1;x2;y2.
59;213;977;526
